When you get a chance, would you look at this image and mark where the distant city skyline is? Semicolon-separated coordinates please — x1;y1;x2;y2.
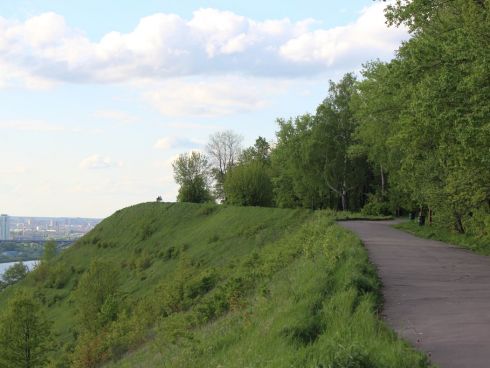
0;215;10;241
0;214;100;241
0;1;409;217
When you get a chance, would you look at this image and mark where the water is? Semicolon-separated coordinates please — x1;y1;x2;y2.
0;260;38;277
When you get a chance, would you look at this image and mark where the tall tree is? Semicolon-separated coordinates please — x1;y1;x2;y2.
355;0;490;231
0;292;52;368
172;151;213;203
206;130;243;201
271;75;373;211
42;240;57;263
314;73;369;211
240;136;271;165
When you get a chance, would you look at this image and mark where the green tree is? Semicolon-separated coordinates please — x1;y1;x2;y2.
376;0;490;231
172;151;213;203
206;130;243;201
42;240;57;263
271;74;373;211
314;73;369;211
1;262;28;287
74;260;121;334
224;161;274;207
240;136;271;165
0;291;52;368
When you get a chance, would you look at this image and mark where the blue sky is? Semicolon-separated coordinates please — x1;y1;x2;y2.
0;0;408;218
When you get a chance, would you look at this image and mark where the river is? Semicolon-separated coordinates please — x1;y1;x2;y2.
0;260;38;277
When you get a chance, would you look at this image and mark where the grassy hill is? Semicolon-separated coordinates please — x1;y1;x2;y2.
0;203;430;367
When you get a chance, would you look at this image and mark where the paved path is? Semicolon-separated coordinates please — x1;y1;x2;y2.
339;220;490;368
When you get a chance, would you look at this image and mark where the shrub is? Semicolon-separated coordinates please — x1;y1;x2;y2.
361;194;391;216
224;161;273;207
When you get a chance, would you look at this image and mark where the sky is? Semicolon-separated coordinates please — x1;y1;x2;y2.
0;0;409;218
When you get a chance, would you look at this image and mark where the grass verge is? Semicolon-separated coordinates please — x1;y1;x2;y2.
395;220;490;255
107;211;429;367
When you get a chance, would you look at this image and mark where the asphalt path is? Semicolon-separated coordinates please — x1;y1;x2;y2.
339;220;490;368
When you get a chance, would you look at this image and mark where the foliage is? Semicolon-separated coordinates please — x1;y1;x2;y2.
352;0;490;234
224;161;274;207
271;74;373;211
0;203;423;367
396;220;490;256
0;262;28;289
240;136;271;165
0;291;52;368
177;177;213;204
172;151;213;203
104;209;429;368
74;260;121;334
361;194;392;217
206;130;243;201
43;240;58;263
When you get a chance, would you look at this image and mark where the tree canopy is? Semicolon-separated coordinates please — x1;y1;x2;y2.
172;151;213;203
169;0;489;238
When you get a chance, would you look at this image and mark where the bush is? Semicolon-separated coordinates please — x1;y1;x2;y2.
224;161;273;207
45;262;72;289
177;177;213;204
361;194;391;216
1;262;28;287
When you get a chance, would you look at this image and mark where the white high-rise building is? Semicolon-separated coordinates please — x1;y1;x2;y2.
0;214;10;240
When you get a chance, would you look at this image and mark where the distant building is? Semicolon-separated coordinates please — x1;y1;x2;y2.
0;214;10;240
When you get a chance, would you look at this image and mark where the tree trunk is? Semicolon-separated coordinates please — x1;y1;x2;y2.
380;165;385;197
454;213;465;234
341;188;347;211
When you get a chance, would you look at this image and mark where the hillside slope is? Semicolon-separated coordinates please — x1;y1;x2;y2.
0;203;430;367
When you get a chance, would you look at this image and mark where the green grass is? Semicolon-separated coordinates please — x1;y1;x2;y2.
107;213;429;368
395;220;490;255
0;203;430;367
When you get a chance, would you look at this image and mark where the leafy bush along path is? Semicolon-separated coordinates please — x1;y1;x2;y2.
340;220;490;368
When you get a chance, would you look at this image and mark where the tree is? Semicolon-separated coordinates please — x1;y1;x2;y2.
42;240;57;263
224;161;274;207
172;151;213;203
0;291;52;368
74;260;121;334
344;0;489;231
1;262;28;287
270;74;372;211
206;131;243;201
177;177;213;204
380;0;490;232
350;60;412;213
271;114;326;209
314;73;370;211
240;136;271;165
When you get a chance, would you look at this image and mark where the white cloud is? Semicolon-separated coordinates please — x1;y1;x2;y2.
0;120;65;132
0;4;408;87
153;136;203;150
145;76;285;117
93;109;138;123
79;154;123;170
279;3;406;68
